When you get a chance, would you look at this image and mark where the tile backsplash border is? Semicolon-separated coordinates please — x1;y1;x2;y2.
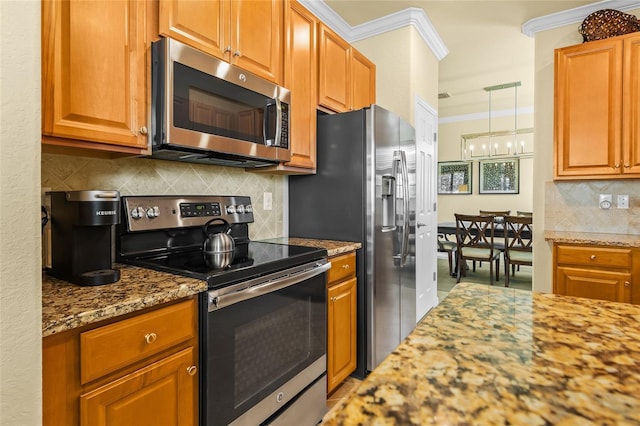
42;153;285;240
545;180;640;235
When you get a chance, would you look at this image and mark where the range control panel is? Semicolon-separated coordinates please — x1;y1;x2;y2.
122;196;254;232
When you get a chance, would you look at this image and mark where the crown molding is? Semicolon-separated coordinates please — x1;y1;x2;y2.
299;0;448;60
522;0;640;37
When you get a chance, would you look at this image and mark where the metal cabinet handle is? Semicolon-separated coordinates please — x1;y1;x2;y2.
224;46;231;53
624;164;631;168
342;264;350;270
624;281;631;287
417;222;426;228
139;126;148;135
187;365;198;376
144;332;157;344
590;255;596;260
614;163;621;169
233;50;241;57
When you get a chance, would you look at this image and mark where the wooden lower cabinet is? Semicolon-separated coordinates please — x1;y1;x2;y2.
43;298;199;426
553;243;635;304
326;252;357;394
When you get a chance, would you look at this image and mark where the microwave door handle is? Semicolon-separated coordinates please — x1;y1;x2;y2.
263;98;282;147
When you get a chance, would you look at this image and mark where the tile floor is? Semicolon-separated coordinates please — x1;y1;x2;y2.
326;377;362;410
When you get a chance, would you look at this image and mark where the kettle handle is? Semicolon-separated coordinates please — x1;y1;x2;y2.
203;218;231;236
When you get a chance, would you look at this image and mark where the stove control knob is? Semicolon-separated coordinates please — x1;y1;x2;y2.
226;205;236;214
146;206;160;219
245;204;253;213
131;206;145;220
236;205;245;214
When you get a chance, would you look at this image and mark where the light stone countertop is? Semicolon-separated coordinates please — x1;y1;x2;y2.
322;282;640;425
42;239;359;337
544;230;640;247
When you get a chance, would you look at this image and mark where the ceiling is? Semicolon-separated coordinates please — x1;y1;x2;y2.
323;1;599;117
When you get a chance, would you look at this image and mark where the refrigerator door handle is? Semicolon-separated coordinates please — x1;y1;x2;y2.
394;150;410;267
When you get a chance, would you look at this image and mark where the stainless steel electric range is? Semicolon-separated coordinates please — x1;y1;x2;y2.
116;195;329;426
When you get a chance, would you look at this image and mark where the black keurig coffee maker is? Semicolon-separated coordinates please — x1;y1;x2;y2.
48;190;121;286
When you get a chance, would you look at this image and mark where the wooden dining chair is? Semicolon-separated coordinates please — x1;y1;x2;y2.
437;233;457;276
478;210;511;265
454;214;501;285
503;215;533;287
516;211;533;217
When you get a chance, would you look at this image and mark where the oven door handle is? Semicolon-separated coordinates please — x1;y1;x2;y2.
208;262;331;311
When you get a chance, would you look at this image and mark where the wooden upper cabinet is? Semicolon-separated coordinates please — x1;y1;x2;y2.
318;23;376;113
318;24;351;112
42;0;151;155
554;33;640;179
254;0;317;174
159;0;283;84
351;49;376;110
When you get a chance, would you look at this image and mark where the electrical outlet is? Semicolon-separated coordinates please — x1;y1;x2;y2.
263;192;272;211
617;194;629;209
599;194;612;209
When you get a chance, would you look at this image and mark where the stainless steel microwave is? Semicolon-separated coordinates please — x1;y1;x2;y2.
150;38;291;168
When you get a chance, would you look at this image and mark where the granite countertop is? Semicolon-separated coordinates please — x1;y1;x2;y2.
322;282;640;425
42;265;207;337
544;230;640;247
42;238;358;337
263;237;361;257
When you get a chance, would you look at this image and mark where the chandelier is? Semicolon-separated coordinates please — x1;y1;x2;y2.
461;81;533;160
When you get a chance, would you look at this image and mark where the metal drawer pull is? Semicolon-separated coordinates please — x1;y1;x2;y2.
590;255;596;260
144;333;157;344
625;281;630;287
187;365;197;376
342;264;350;269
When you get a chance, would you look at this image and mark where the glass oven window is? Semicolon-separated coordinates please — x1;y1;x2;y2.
203;273;326;426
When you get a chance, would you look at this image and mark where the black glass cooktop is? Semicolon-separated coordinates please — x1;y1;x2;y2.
126;241;326;289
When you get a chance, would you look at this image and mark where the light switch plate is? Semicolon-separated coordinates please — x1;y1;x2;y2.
599;194;612;209
263;192;272;211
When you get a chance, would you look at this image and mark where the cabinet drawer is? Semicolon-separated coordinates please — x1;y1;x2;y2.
327;252;356;285
80;299;196;384
556;245;631;269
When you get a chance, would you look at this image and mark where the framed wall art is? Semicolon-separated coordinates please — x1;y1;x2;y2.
438;161;472;194
479;158;519;194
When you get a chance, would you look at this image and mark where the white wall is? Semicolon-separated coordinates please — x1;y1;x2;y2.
0;1;42;424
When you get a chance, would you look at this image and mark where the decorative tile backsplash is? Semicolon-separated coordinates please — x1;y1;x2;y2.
545;180;640;235
41;154;285;240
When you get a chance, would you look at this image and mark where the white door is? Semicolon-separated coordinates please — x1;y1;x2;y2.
414;96;438;320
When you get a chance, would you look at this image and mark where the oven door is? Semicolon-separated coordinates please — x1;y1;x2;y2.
200;261;330;426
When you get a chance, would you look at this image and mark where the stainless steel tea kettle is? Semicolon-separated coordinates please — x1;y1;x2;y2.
203;218;235;268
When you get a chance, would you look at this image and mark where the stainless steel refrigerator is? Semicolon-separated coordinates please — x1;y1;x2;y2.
289;105;416;377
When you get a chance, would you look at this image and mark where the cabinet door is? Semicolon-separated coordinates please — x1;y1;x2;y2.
554;38;623;178
282;0;317;171
351;48;376;110
318;24;351;112
159;0;229;60
80;347;198;426
623;34;640;175
555;267;631;303
231;0;283;84
42;0;149;152
327;277;357;393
